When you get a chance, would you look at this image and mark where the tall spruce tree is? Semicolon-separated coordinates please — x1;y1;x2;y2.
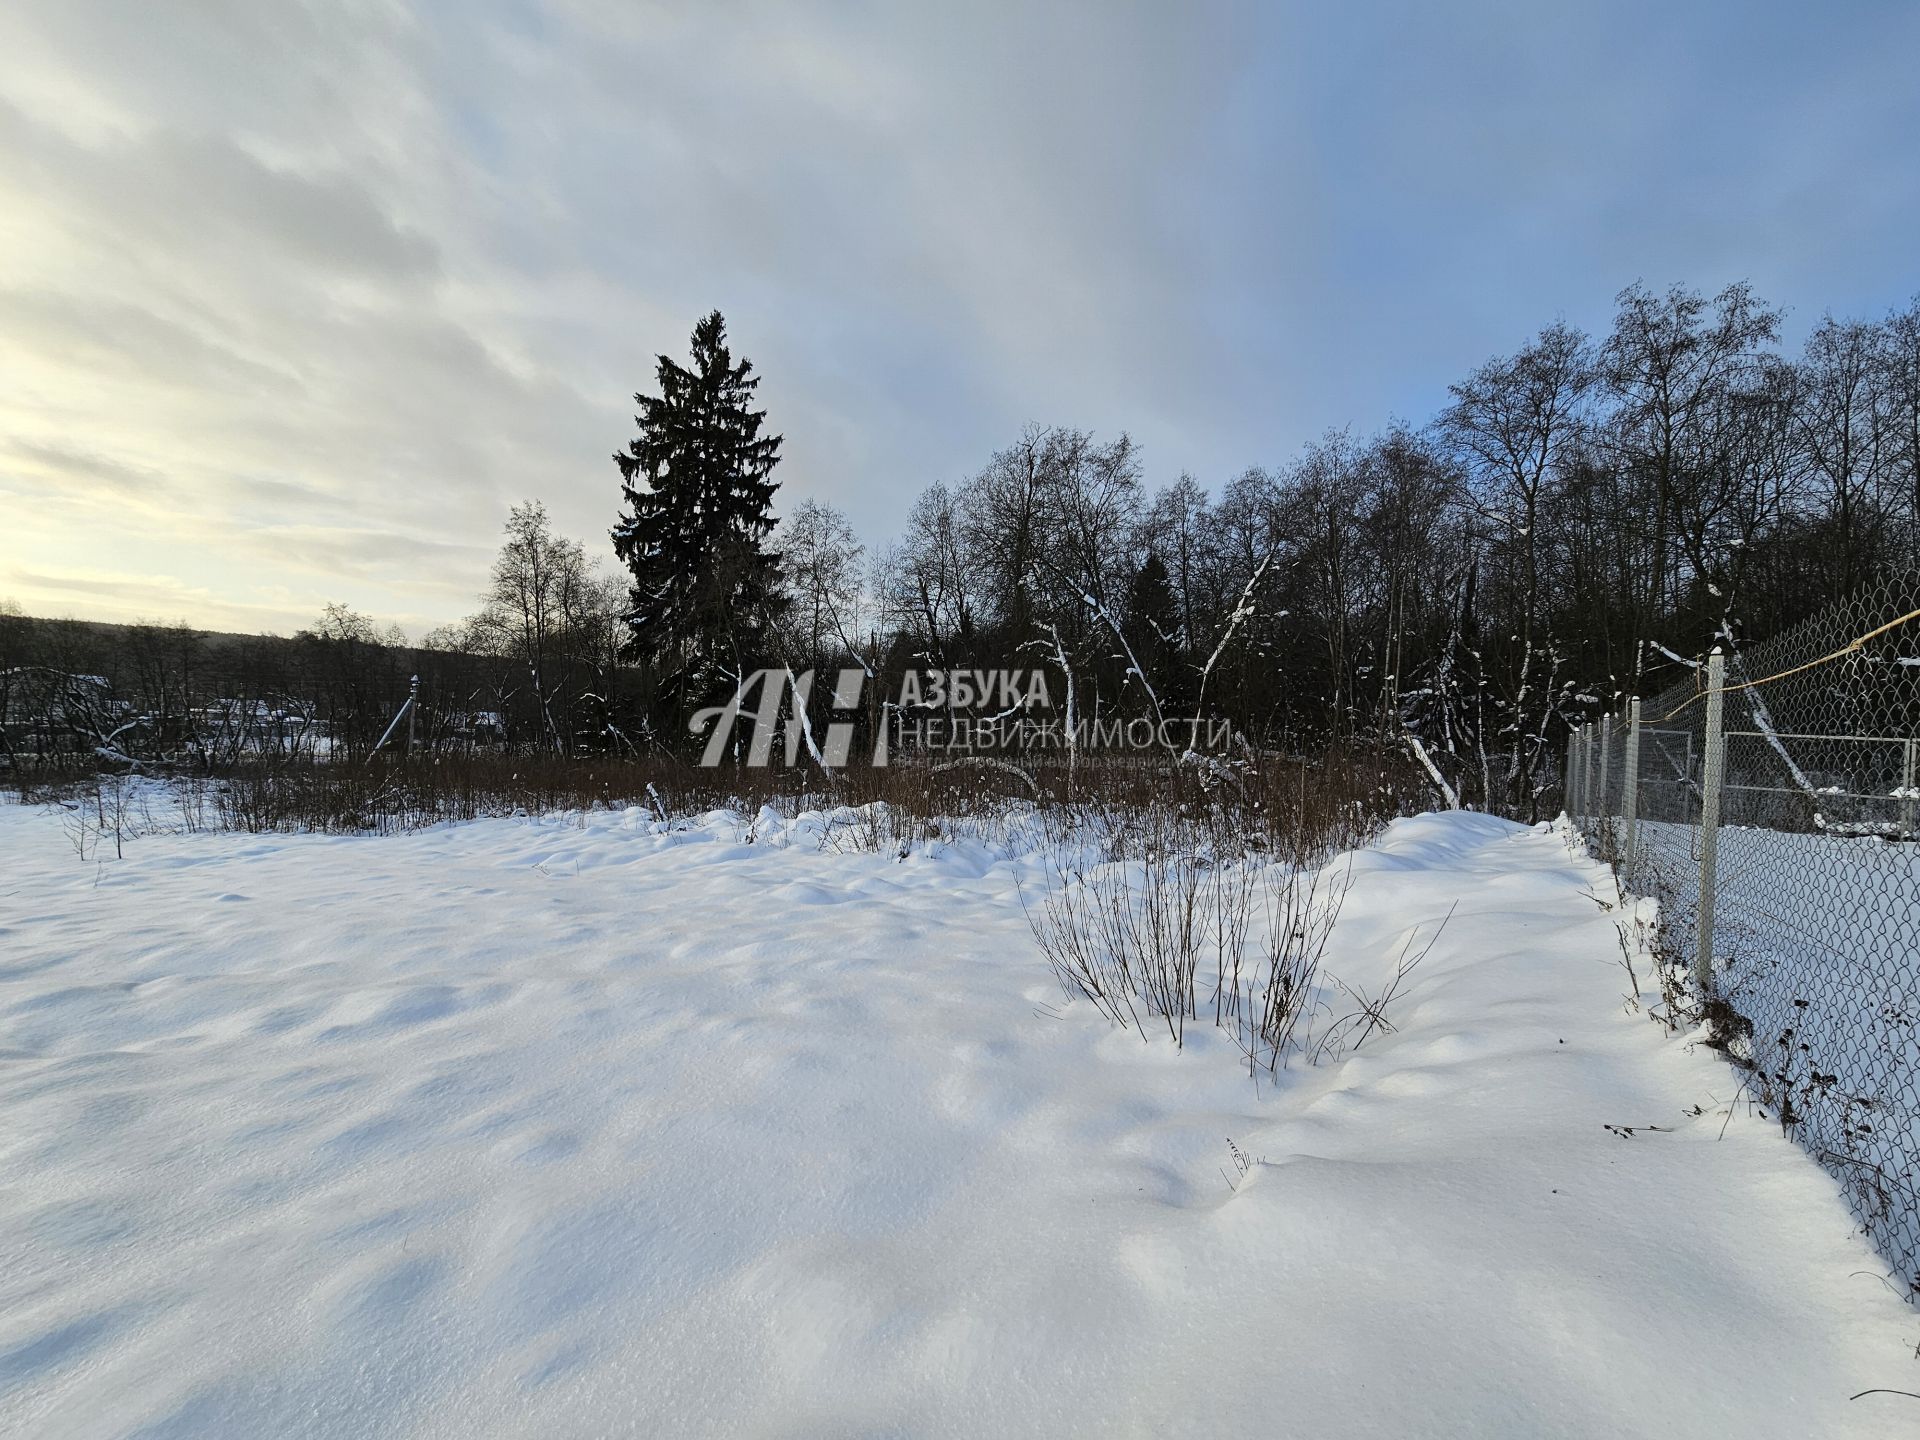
612;311;784;701
1122;550;1191;715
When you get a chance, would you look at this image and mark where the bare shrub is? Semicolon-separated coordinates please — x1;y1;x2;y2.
58;771;134;861
1239;859;1352;1074
1022;754;1400;1069
1313;904;1454;1061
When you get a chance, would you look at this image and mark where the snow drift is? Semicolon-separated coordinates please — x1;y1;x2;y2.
0;803;1914;1437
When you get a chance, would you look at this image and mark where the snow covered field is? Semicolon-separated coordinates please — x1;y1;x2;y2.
2;801;1917;1438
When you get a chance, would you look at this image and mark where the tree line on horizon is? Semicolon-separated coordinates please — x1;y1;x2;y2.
6;282;1919;815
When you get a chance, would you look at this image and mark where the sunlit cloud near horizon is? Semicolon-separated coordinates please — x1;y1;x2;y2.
4;1;1917;637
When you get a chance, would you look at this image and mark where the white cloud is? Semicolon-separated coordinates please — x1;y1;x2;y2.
2;1;1917;633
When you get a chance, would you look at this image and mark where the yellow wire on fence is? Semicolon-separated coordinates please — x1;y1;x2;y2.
1653;606;1920;724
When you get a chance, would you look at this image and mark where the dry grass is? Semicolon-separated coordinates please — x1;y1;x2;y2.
12;745;1417;844
25;745;1430;1091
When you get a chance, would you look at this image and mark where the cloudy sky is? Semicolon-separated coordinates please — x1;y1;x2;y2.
3;1;1917;636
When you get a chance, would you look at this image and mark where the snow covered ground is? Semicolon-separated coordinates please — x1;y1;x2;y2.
1;801;1916;1438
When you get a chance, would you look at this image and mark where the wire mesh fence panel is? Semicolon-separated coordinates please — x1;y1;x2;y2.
1591;715;1628;865
1708;572;1920;1293
1573;718;1623;858
1573;570;1920;1295
1629;701;1710;975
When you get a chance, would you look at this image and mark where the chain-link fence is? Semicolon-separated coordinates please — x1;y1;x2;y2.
1569;572;1920;1296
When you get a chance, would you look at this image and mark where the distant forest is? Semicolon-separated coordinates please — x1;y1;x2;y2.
6;281;1919;816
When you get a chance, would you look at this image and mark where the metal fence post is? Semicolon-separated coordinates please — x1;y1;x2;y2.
1903;736;1917;841
1695;649;1727;990
1621;697;1642;879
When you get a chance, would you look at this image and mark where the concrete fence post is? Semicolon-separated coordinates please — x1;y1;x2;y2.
1695;649;1727;990
1582;721;1596;823
1621;697;1643;880
1597;711;1614;857
1566;725;1582;817
1582;720;1598;829
1568;726;1584;820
